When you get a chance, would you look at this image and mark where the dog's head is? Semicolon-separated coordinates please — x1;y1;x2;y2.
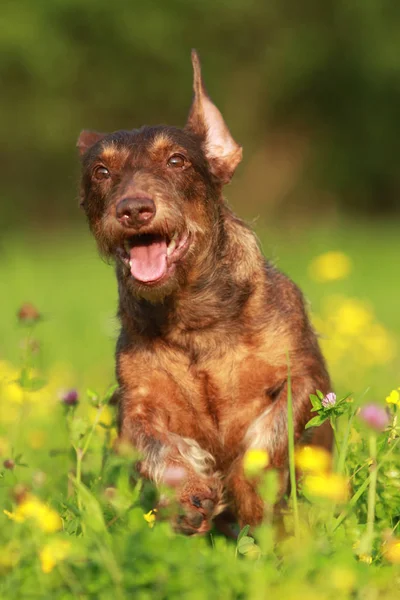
77;51;242;301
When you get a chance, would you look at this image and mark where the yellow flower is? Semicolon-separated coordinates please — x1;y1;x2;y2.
243;449;270;477
3;509;24;523
358;554;372;564
313;294;396;379
295;446;331;474
308;252;352;282
386;389;400;406
334;299;372;337
40;539;71;573
4;495;62;532
143;509;157;529
0;359;79;420
361;324;396;365
0;360;24;404
384;539;400;564
303;473;349;503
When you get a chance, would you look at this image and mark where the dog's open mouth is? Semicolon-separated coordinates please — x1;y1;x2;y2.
117;232;191;284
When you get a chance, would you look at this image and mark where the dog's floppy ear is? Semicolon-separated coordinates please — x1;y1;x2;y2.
185;50;242;184
77;130;106;157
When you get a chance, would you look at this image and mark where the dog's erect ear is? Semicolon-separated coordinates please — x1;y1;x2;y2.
77;130;106;157
185;50;242;184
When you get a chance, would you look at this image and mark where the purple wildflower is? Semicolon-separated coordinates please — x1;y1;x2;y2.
359;403;389;432
322;392;337;408
59;389;79;406
3;459;15;470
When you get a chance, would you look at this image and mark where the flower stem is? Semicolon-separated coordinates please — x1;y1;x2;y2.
332;436;400;532
286;353;300;538
364;431;378;558
75;447;83;512
82;405;104;457
327;411;356;534
74;405;104;513
330;416;341;458
336;409;356;475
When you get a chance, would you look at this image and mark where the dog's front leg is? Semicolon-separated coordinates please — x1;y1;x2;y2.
119;407;223;534
226;374;332;527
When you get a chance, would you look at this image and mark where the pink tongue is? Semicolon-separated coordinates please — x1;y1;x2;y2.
129;238;168;283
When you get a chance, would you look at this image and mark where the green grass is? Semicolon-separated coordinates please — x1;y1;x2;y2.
0;228;117;389
0;219;399;598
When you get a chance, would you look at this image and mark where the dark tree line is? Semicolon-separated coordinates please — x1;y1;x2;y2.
1;0;399;229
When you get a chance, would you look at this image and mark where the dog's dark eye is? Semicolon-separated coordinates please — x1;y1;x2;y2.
167;154;187;169
93;166;110;180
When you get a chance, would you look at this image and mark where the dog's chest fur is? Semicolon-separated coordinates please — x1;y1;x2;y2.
116;219;296;470
118;339;282;469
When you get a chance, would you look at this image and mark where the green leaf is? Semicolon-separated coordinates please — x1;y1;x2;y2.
237;525;250;543
70;417;90;444
130;478;143;505
305;414;328;430
65;517;80;535
244;544;262;558
103;383;119;405
17;373;47;392
309;394;322;412
316;390;325;401
17;367;30;389
29;377;47;392
62;500;81;517
237;535;255;555
13;453;28;467
70;475;109;536
49;448;69;457
86;388;99;406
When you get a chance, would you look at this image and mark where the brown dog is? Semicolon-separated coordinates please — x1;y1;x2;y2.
77;51;332;534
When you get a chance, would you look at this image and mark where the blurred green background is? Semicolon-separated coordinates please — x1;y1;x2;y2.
1;0;400;225
0;0;399;398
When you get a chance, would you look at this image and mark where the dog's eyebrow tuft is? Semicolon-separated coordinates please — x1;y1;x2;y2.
148;132;174;155
100;142;130;164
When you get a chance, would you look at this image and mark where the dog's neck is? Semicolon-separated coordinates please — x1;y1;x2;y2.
116;208;263;345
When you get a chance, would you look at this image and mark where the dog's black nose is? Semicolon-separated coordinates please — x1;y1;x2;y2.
116;197;156;228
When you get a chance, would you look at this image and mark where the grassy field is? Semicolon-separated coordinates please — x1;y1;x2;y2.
0;218;399;598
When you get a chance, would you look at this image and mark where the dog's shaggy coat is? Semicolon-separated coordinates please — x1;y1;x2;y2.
77;51;332;534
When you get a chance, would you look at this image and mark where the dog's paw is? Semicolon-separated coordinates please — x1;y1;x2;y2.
174;477;223;535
